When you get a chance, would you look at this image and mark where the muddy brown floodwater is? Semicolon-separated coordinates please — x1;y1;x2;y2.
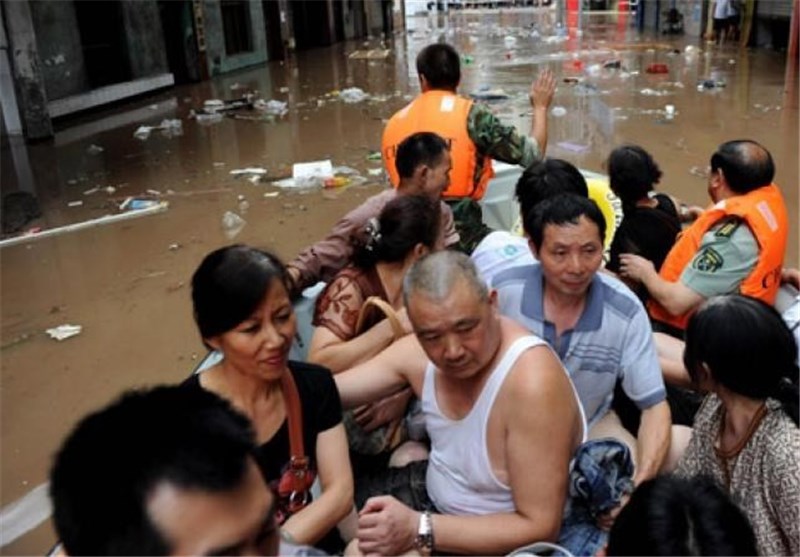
1;8;797;554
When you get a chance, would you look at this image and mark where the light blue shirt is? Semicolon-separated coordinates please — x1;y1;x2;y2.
492;264;666;426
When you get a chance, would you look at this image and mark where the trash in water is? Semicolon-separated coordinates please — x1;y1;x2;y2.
603;59;622;69
689;166;709;178
551;106;567;117
367;168;384;176
349;49;391;60
294;160;333;180
67;201;83;208
462;54;475;65
119;197;163;212
563;77;582;84
340;88;368;103
133;119;183;140
503;36;518;48
697;79;726;91
254;99;288;116
238;195;250;213
366;151;382;161
86;144;104;155
324;176;350;188
556;141;589;154
134;126;153;140
263;192;280;198
203;95;255;113
230;167;268;181
221;211;246;239
195;112;224;125
46;324;82;341
83;187;99;196
585;64;602;77
332;166;360;176
664;104;676;119
639;88;672;96
646;63;669;74
470;87;510;101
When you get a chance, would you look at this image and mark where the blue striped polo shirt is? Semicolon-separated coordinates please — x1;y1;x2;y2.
492;263;666;427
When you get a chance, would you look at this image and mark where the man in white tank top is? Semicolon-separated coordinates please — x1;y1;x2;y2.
335;252;585;555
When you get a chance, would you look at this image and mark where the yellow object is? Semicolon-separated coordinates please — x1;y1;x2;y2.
587;177;623;249
509;177;622;252
323;176;349;188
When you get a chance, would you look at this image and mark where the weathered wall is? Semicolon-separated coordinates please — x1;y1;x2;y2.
121;1;169;77
3;1;52;139
203;0;268;77
28;1;88;100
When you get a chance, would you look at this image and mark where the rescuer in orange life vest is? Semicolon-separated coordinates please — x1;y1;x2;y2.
382;43;556;252
618;139;788;337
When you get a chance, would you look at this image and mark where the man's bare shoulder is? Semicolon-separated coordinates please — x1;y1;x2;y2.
497;317;573;402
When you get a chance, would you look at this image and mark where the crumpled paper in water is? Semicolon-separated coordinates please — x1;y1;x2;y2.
46;324;82;341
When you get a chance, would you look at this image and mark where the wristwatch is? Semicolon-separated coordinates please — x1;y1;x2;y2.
414;511;434;556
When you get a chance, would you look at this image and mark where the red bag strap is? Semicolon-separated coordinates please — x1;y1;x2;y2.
280;369;306;462
281;369;311;513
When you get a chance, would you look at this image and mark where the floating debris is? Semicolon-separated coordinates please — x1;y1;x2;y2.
339;88;369;103
86;144;104;155
46;324;82;341
551;106;567;117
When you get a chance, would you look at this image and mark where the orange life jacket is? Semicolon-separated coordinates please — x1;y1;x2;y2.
381;90;494;200
648;183;788;331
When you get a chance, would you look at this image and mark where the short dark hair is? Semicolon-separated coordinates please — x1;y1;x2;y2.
192;245;290;342
525;194;606;251
395;132;449;180
684;294;799;425
50;386;257;556
607;475;758;555
515;159;589;223
354;195;441;268
607;145;662;210
710;139;775;194
416;43;460;90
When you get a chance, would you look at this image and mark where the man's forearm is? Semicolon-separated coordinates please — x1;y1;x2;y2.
530;106;548;157
634;402;671;485
641;270;701;316
432;511;560;555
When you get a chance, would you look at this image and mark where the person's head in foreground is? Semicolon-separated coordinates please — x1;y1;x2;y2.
524;194;606;299
395;131;452;201
606;475;757;555
403;250;502;379
515;158;589;222
192;245;295;376
684;294;799;425
707;139;775;201
50;386;279;556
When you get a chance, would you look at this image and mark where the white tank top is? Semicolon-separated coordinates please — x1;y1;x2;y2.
423;336;587;515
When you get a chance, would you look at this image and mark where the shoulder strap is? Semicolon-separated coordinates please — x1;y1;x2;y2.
279;369;314;514
356;296;405;339
281;370;306;462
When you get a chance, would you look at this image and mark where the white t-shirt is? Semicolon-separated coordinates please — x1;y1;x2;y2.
471;231;535;285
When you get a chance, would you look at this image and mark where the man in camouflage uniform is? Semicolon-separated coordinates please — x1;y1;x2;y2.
382;43;556;253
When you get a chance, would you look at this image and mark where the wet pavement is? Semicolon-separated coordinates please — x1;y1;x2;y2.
1;8;797;554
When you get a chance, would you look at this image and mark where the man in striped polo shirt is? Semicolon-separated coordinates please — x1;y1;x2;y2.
492;194;671;488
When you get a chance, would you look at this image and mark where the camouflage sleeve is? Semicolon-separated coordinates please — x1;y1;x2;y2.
467;102;541;167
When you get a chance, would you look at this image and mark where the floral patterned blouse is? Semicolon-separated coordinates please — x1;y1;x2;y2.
312;265;388;340
676;394;800;556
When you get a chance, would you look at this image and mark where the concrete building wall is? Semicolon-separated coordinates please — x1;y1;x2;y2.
2;0;52;139
28;2;88;100
121;1;169;77
203;0;268;77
